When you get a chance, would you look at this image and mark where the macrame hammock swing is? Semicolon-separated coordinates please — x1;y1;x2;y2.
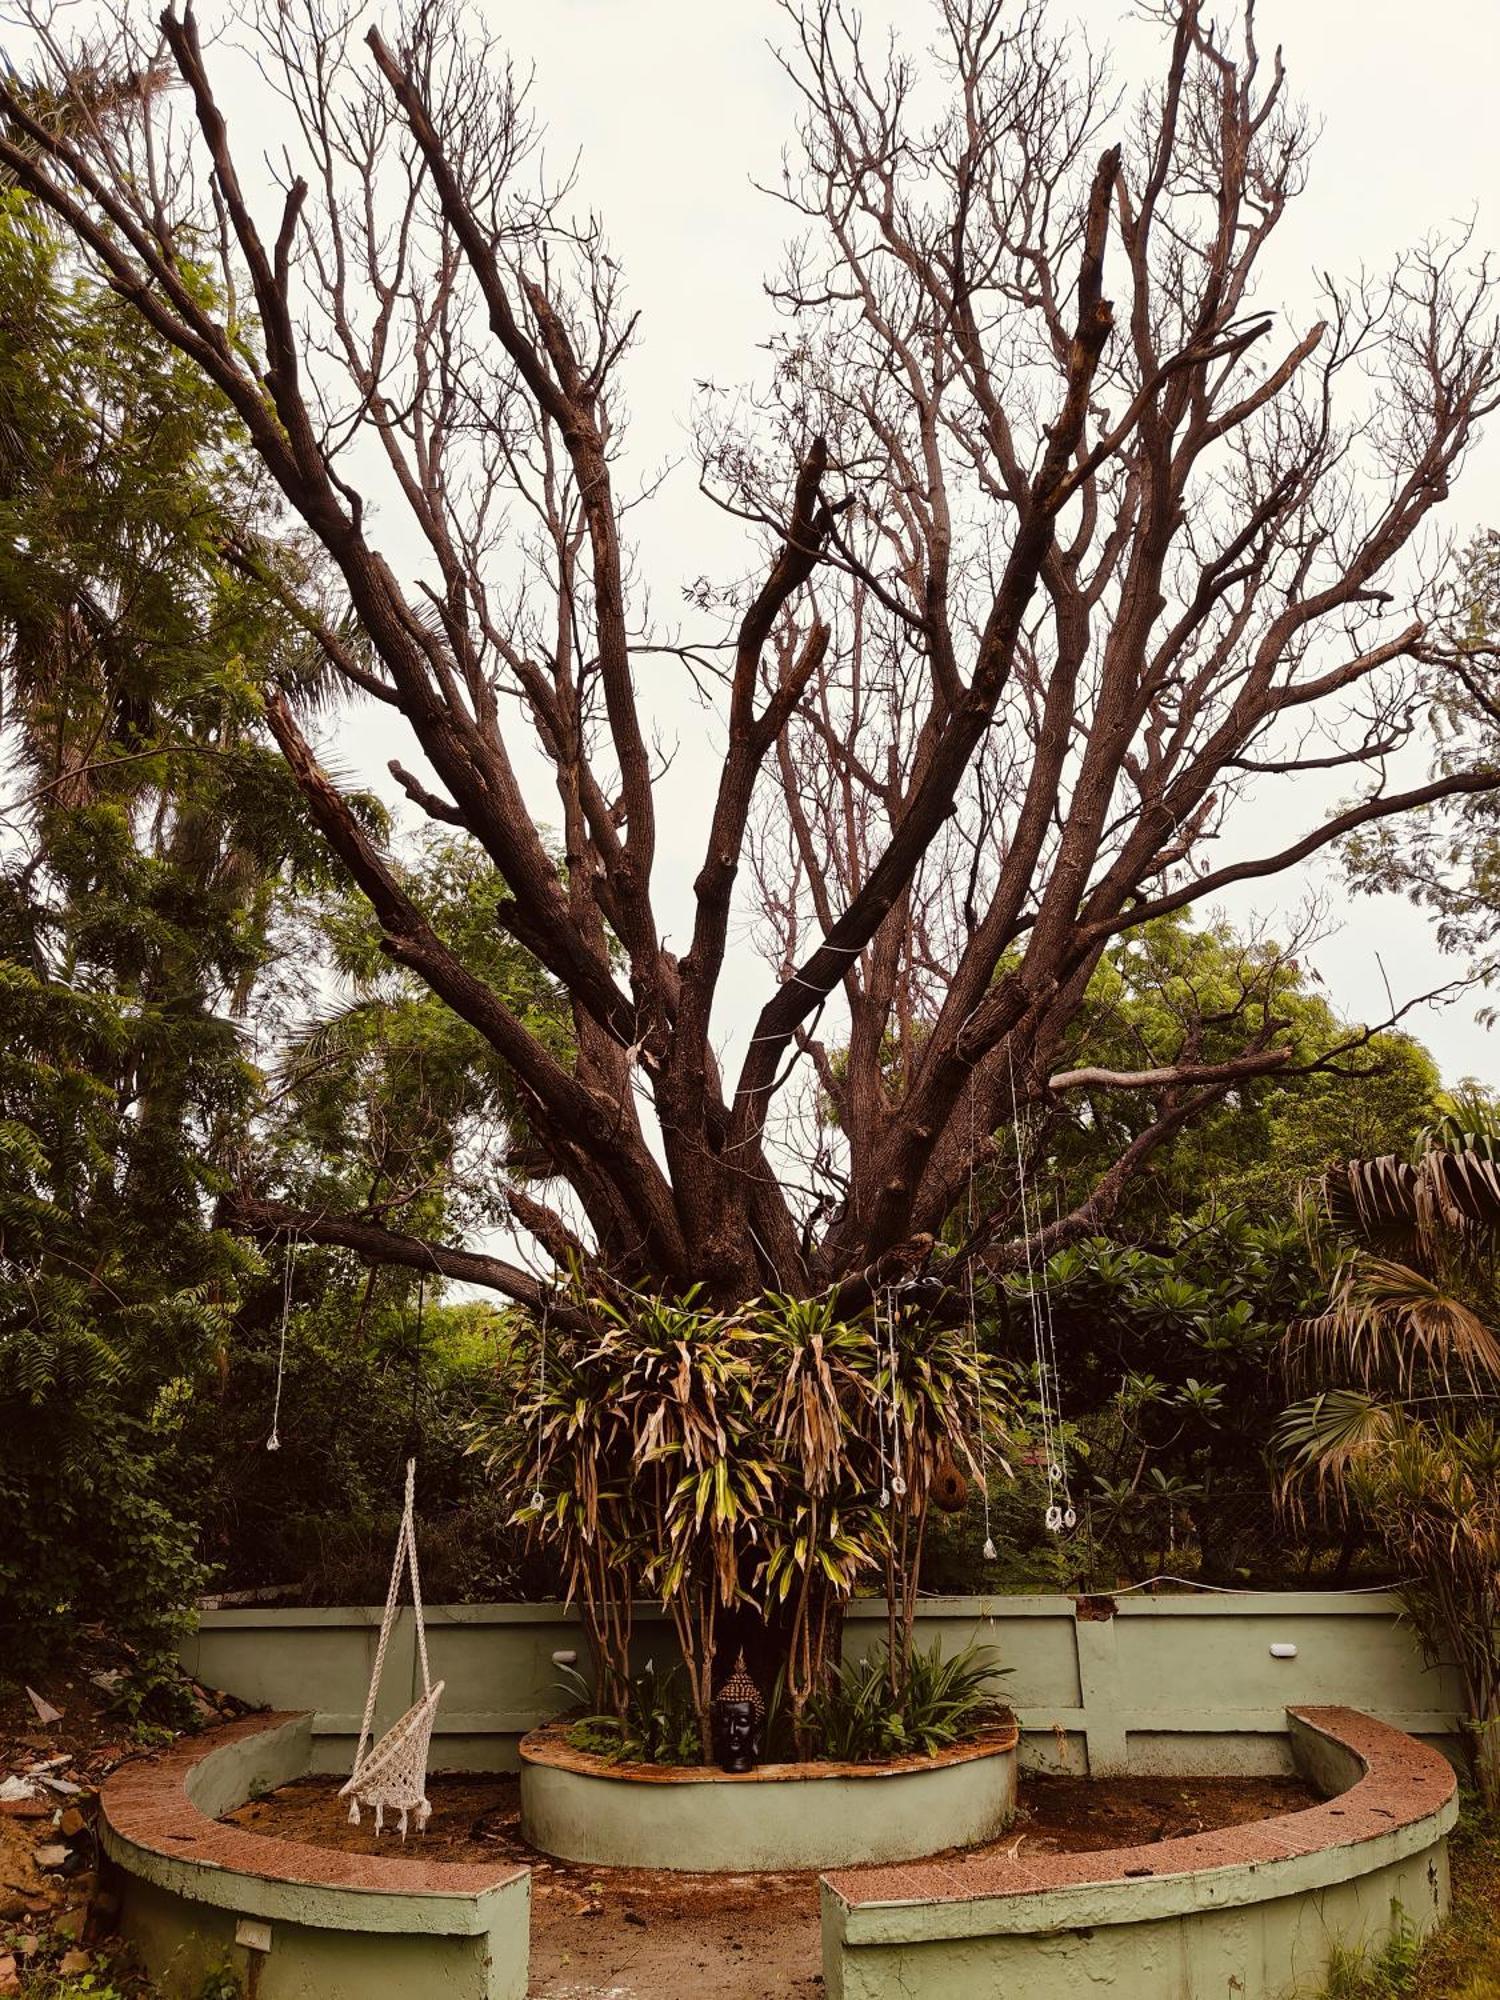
338;1455;444;1838
264;1250;444;1839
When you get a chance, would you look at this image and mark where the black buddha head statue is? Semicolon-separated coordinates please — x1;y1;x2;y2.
712;1651;765;1773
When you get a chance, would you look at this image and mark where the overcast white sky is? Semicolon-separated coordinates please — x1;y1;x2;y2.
310;0;1500;1084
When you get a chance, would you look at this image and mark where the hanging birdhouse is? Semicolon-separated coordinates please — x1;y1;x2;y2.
931;1453;969;1513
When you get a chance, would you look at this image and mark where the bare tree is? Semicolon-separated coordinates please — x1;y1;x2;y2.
3;0;1496;1315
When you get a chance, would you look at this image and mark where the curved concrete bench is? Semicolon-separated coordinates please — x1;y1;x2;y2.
521;1719;1019;1870
820;1706;1458;2000
100;1712;529;2000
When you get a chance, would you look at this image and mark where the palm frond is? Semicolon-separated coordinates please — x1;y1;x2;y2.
1276;1389;1399;1509
1294;1253;1500;1387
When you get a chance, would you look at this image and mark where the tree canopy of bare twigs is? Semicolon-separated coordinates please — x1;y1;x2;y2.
3;0;1498;1317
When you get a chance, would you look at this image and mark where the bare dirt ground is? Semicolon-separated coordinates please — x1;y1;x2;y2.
226;1767;1320;1999
0;1647;243;1994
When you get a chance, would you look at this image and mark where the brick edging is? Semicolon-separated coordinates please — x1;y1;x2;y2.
823;1704;1455;1910
100;1710;525;1899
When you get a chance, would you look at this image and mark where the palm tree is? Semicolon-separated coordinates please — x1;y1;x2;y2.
1280;1098;1500;1811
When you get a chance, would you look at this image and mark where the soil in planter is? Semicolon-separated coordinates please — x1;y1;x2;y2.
1015;1771;1319;1853
222;1767;1323;1998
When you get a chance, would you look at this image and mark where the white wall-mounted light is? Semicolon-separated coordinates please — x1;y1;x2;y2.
1269;1643;1298;1660
551;1648;578;1666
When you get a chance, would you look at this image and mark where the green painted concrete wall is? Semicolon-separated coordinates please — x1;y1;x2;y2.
819;1709;1457;2000
102;1712;531;1998
108;1872;528;2000
112;1873;528;2000
823;1843;1449;2000
519;1738;1017;1871
182;1593;1466;1779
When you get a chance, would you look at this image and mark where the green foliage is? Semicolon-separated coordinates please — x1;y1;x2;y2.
263;834;570;1249
1043;916;1441;1232
807;1639;1007;1763
1002;1212;1323;1584
0;192;327;1680
1312;1917;1421;1998
171;1270;551;1605
561;1659;702;1768
0;193;577;1654
1282;1114;1500;1809
1344;533;1500;992
22;1977;135;2000
472;1286;1008;1759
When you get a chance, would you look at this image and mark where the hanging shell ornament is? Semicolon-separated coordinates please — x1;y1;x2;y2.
982;1536;998;1561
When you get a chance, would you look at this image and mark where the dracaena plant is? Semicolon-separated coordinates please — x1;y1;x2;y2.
472;1284;1011;1761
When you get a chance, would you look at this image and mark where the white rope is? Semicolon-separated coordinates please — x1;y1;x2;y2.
966;1074;997;1562
1007;1048;1073;1534
886;1287;907;1500
339;1458;443;1839
265;1238;297;1453
530;1303;548;1512
1111;1573;1414;1597
875;1288;891;1509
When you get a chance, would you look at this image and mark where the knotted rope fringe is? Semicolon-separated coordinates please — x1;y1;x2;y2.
338;1458;444;1839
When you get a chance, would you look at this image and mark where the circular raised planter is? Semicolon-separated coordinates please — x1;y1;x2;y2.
518;1720;1020;1871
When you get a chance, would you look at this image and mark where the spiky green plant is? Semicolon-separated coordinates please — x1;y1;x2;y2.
471;1283;1011;1761
1281;1109;1500;1811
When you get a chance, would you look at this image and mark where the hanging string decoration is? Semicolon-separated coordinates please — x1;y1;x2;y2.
530;1297;548;1513
874;1286;892;1510
1007;1047;1076;1535
886;1286;907;1501
964;1074;999;1562
265;1235;299;1453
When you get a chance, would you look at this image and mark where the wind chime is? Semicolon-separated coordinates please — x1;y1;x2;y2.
874;1285;907;1508
1007;1049;1075;1535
